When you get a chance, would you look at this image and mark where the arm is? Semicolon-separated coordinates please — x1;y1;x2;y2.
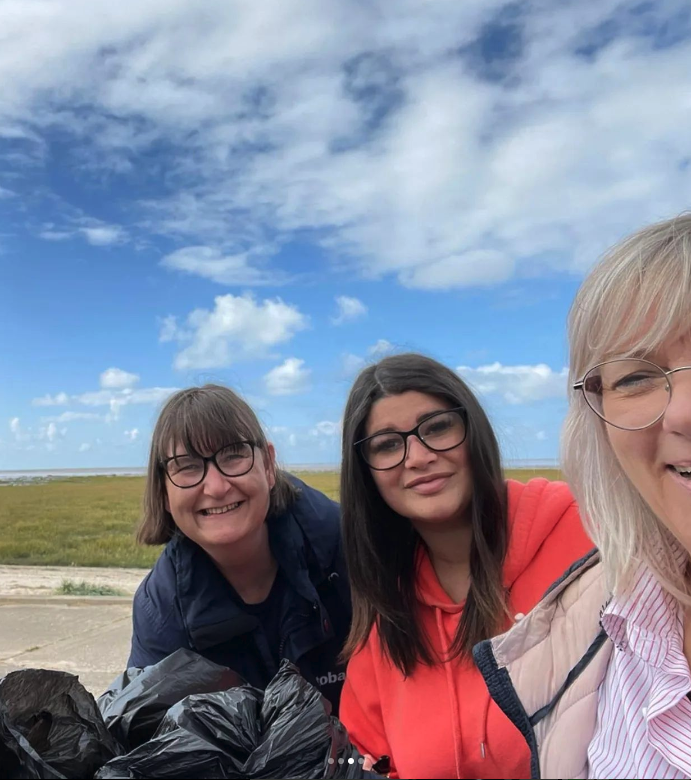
340;639;398;779
127;572;190;668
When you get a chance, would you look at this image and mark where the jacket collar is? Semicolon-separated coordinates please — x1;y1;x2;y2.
168;508;322;641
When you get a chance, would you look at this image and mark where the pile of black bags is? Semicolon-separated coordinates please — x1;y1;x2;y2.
0;650;375;779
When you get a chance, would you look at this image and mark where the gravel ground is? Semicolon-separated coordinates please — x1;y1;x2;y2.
0;564;147;596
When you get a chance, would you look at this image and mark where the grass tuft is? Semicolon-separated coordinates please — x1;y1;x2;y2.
55;579;127;597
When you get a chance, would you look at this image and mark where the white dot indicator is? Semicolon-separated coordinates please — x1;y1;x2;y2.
328;758;334;765
348;757;355;764
338;757;344;765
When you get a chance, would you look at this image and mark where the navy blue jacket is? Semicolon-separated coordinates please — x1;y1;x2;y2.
128;478;351;713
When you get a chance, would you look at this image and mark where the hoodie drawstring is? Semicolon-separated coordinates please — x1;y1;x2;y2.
479;693;490;759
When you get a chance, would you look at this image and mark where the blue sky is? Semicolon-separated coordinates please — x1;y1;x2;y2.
2;0;691;470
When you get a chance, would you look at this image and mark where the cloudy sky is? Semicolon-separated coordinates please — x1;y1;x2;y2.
3;0;691;470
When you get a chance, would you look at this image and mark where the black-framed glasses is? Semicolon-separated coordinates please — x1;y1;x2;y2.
162;441;255;488
574;358;691;431
355;407;467;471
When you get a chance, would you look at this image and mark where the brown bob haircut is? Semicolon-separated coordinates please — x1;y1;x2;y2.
341;353;508;676
137;384;298;546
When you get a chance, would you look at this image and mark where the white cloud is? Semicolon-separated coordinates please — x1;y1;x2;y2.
100;367;140;389
3;1;691;290
264;357;311;396
44;422;58;442
166;293;308;370
38;230;72;241
536;430;547;441
124;428;139;441
38;220;127;246
368;339;393;357
158;315;179;343
456;362;568;404
32;391;69;406
341;353;366;376
331;296;367;325
43;411;102;422
399;251;515;289
78;224;127;246
9;417;21;438
310;420;340;437
342;339;395;376
77;386;177;407
79;442;92;452
160;246;286;286
0;186;15;198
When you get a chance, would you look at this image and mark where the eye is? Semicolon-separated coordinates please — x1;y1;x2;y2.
169;458;202;473
611;371;661;391
369;435;403;454
424;418;453;434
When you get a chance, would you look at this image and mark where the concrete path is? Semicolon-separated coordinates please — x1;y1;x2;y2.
0;565;147;695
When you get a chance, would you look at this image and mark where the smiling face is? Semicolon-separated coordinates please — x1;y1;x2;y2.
605;331;691;550
364;390;473;528
164;442;276;553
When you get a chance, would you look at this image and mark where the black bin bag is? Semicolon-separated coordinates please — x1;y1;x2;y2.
97;648;246;750
0;669;121;780
95;659;373;779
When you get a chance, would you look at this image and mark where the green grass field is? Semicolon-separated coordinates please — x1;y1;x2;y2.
0;469;561;568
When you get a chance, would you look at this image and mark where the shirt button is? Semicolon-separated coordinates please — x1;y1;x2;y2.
514;612;525;622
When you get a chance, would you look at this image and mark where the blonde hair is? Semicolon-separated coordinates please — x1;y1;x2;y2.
563;213;691;600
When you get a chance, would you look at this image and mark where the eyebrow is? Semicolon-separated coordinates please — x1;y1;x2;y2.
368;408;450;437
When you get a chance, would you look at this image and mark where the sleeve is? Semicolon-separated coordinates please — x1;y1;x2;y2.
127;573;191;668
340;639;398;779
544;498;595;579
529;496;595;602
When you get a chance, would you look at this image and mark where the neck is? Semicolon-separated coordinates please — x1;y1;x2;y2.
414;516;473;603
205;523;277;604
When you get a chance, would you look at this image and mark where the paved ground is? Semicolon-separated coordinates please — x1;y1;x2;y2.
0;565;147;695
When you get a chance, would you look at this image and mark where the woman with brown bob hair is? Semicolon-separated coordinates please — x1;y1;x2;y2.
337;353;592;779
128;384;351;713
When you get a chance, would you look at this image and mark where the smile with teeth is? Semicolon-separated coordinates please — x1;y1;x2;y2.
670;466;691;479
201;501;243;515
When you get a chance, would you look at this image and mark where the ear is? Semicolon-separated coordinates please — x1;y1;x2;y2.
265;442;277;489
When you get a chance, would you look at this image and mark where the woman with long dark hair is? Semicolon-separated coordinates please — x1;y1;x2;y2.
338;353;592;779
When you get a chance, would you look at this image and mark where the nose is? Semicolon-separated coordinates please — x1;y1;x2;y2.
662;368;691;438
201;461;232;495
404;434;437;468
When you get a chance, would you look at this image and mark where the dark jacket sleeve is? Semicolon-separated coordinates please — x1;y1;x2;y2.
127;559;191;668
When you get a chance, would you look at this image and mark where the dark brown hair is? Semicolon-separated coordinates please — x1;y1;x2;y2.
341;353;508;676
137;384;298;545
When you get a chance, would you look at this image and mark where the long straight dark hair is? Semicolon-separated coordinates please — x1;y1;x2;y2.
341;353;508;676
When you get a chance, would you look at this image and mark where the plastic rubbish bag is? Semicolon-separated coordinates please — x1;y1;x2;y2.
0;669;121;779
97;648;245;749
95;660;371;779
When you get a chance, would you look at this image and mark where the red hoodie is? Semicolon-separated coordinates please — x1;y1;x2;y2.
340;478;593;779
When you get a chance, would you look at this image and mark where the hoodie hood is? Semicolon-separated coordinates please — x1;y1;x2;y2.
415;478;577;610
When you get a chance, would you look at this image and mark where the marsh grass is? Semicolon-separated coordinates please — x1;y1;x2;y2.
0;469;561;567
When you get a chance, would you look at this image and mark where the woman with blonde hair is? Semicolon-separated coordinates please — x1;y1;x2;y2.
476;214;691;779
